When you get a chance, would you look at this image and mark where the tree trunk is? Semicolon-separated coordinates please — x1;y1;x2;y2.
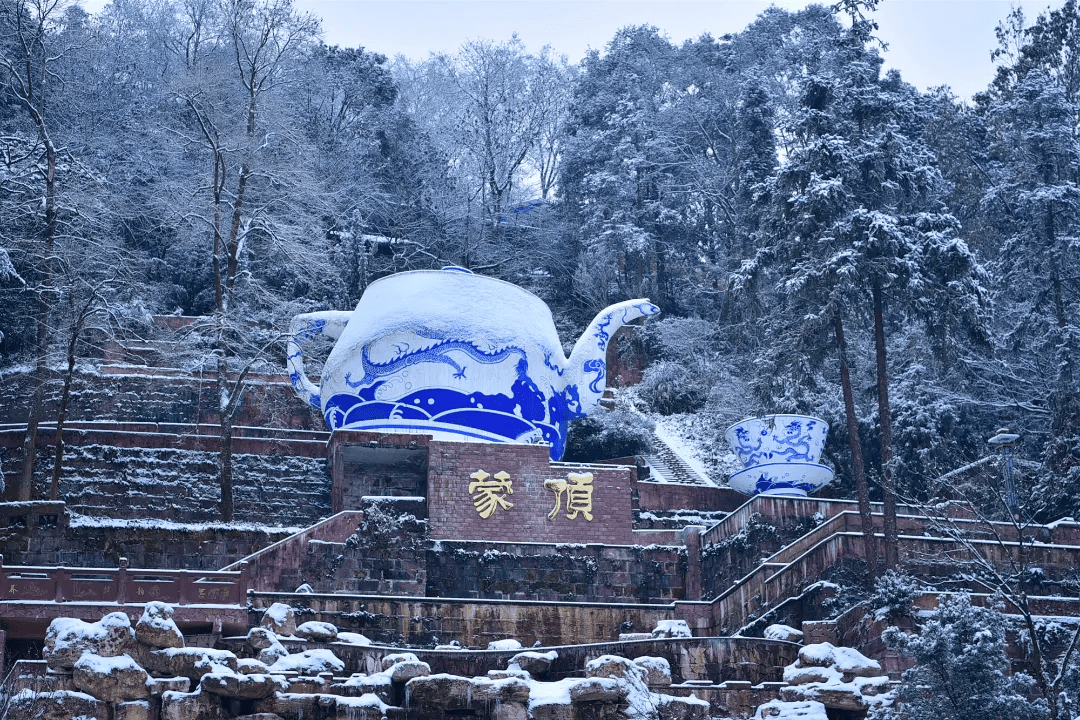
217;345;235;522
19;141;58;501
50;321;80;501
835;314;878;572
873;284;899;570
219;409;234;522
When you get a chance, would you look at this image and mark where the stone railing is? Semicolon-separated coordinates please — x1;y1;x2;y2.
0;556;249;606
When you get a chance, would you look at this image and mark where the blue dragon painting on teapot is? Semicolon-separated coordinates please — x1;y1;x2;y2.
286;267;659;460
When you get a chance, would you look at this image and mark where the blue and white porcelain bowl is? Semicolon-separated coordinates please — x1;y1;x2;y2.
724;415;829;469
727;462;835;497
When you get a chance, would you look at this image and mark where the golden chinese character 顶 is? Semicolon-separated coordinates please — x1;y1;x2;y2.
468;470;514;518
544;472;594;521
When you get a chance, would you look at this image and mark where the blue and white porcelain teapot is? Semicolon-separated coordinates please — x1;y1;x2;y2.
286;267;659;460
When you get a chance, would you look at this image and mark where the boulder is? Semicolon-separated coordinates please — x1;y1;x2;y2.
260;603;297;637
782;686;866;712
266;648;345;675
389;660;431;683
569;676;627;703
585;654;644;682
783;665;841;685
136;602;184;649
200;671;285;700
381;651;420;671
44;613;138;671
237;658;271;675
764;624;805;643
405;674;473;710
656;694;710;720
295;621;338;642
115;699;152;720
633;656;672;687
257;643;289;667
795;642;880;676
336;631;373;646
6;689;107;720
147;676;191;695
147;647;239;682
73;652;150;702
754;699;829;720
470;676;530;705
248;627;289;666
161;688;229;720
508;650;558;677
487;638;523;651
651;620;693;638
247;627;278;650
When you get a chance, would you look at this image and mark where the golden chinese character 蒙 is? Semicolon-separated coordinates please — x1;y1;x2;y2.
468;470;514;518
544;472;594;521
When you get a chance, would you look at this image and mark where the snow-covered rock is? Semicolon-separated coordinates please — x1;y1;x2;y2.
487;638;523;651
7;689;107;720
135;602;184;649
200;669;285;699
651;619;693;638
764;624;804;643
335;631;372;646
755;699;829;720
44;613;138;671
295;621;338;642
780;642;893;713
267;648;345;675
795;643;881;678
655;693;710;720
508;649;558;677
381;651;421;671
260;602;297;636
236;658;271;675
633;655;672;686
73;652;150;703
145;647;239;682
248;627;288;666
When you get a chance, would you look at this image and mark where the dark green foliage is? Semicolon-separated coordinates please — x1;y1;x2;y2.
883;594;1047;720
562;410;654;463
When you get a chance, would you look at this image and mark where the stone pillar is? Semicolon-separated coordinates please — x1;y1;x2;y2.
681;525;704;601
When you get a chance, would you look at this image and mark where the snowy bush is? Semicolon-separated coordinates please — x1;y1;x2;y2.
883;593;1045;720
637;361;708;415
562;409;654;462
868;570;925;621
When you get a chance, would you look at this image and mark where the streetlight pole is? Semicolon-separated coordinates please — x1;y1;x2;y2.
988;428;1021;524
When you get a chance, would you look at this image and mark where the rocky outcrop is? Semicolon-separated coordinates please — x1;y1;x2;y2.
136;602;185;649
73;653;151;702
44;613;138;671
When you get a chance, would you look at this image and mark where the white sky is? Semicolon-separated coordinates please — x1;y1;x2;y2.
297;0;1061;100
77;0;1068;101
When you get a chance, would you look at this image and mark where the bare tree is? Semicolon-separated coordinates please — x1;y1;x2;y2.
0;0;77;499
167;0;323;520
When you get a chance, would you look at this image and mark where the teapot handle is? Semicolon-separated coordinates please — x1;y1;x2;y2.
286;311;352;409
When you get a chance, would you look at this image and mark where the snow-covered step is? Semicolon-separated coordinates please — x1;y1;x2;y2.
642;432;713;486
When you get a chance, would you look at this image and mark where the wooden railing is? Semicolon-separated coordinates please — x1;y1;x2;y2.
0;556;249;606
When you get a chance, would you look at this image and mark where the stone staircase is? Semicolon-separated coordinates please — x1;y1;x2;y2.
642;435;713;486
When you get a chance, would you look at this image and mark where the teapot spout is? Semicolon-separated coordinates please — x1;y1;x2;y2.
565;299;660;416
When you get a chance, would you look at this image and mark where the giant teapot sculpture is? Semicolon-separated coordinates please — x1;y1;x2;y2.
286;267;659;460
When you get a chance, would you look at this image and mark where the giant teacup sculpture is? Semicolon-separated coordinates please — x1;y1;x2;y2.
286;267;659;460
724;414;834;496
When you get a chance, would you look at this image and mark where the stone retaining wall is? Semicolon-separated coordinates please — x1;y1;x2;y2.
0;368;319;429
0;502;297;570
